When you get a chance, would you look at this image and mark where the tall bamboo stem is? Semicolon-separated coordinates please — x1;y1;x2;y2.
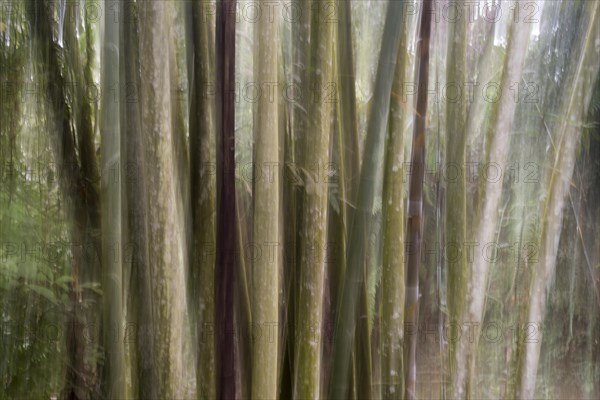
215;0;237;397
251;1;281;398
330;1;407;398
380;13;409;398
516;3;599;397
293;1;334;398
404;1;433;398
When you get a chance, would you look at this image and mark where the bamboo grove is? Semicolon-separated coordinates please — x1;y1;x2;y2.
0;0;599;399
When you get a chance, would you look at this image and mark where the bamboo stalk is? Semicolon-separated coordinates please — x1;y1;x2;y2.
281;1;310;397
333;1;366;397
100;2;124;397
403;1;433;398
453;7;532;397
121;1;159;397
251;1;281;398
516;3;600;397
215;0;237;397
189;1;218;397
293;1;334;398
280;25;301;396
235;184;253;399
380;13;409;398
336;0;360;237
137;1;189;396
444;5;468;397
330;1;407;398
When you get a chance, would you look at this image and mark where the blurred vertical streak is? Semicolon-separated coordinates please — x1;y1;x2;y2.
28;1;95;397
444;0;468;396
380;7;410;398
404;0;433;398
121;1;158;398
293;0;334;397
517;2;600;397
330;0;407;398
216;0;237;398
251;0;281;398
100;0;124;398
456;2;532;396
189;0;218;398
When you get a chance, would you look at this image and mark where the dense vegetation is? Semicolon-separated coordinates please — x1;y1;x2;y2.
0;1;599;399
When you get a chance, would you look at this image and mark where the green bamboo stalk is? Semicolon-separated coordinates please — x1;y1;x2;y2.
355;257;374;400
444;6;468;398
169;5;191;396
380;14;409;399
454;5;532;397
278;65;294;400
330;1;407;399
336;3;374;397
100;3;124;398
235;184;253;399
332;1;365;397
516;3;600;397
293;0;334;397
189;1;218;398
465;4;497;173
121;1;159;398
280;13;302;392
336;0;361;249
138;1;188;396
403;2;433;398
251;1;281;397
